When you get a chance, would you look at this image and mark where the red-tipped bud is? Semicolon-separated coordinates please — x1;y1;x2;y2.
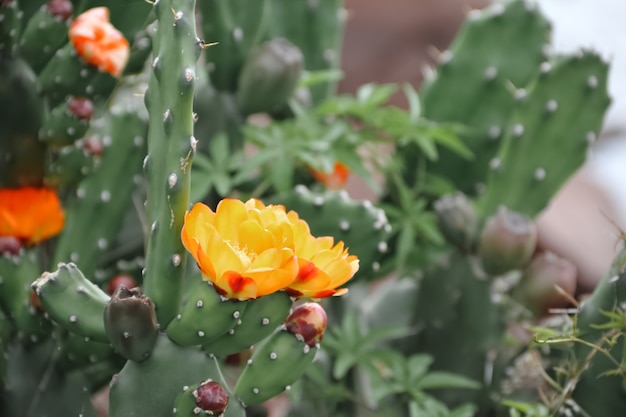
82;136;104;157
107;274;138;295
46;0;72;21
513;251;577;316
67;97;94;120
285;302;327;347
434;192;479;253
0;236;22;256
29;289;44;312
194;380;229;415
479;206;537;276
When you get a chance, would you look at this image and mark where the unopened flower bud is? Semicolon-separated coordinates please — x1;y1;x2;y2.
513;251;577;316
236;38;303;115
479;206;537;276
103;286;158;362
194;379;229;415
46;0;73;21
285;302;327;347
0;236;22;256
106;274;138;295
67;97;94;120
434;192;478;253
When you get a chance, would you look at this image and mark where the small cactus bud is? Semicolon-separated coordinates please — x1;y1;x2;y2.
285;302;327;347
29;289;44;313
67;97;94;120
513;251;577;316
82;136;104;157
0;236;21;256
103;286;158;362
236;38;304;115
193;379;229;415
46;0;73;21
478;206;537;276
433;192;478;253
106;274;138;295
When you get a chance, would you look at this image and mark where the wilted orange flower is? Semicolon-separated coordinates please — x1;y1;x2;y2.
69;7;129;77
310;162;350;189
181;199;359;300
0;188;65;244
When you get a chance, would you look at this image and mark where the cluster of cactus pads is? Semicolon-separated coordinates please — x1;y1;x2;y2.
1;0;624;416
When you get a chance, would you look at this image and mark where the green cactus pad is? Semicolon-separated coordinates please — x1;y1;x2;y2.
197;0;272;92
412;0;551;195
142;0;199;326
109;333;229;417
0;1;20;57
0;250;52;341
202;291;293;357
234;328;317;406
39;97;91;146
32;262;110;342
268;0;345;104
166;277;248;347
275;185;392;280
479;52;611;218
38;42;117;106
18;4;70;73
43;140;95;188
52;81;147;278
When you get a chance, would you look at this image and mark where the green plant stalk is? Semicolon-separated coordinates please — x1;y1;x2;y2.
143;0;199;325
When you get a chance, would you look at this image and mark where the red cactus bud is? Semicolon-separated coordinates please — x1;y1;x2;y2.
107;274;138;295
82;136;104;157
194;380;229;415
478;206;537;276
284;302;327;347
67;97;94;120
46;0;73;21
513;251;577;316
0;236;22;256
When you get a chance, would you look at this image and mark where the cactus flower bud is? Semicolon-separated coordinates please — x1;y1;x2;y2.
106;274;138;295
103;286;158;362
236;38;304;115
478;206;537;276
194;380;229;415
285;302;327;347
67;97;93;120
433;192;479;253
513;251;577;316
46;0;72;21
0;236;21;256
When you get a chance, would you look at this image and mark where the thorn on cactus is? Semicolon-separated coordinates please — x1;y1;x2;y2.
284;302;327;347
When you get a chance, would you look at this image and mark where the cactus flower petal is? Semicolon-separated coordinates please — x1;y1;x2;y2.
0;187;65;244
69;7;129;77
310;162;350;189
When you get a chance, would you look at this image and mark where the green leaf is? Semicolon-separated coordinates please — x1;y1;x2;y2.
356;83;397;107
407;354;434;383
428;124;473;160
299;69;344;88
403;83;421;122
333;352;358;379
416;371;481;391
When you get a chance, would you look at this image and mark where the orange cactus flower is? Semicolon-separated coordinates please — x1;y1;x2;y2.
310;162;350;189
181;198;359;300
285;213;359;298
181;199;299;300
0;188;65;244
69;7;129;77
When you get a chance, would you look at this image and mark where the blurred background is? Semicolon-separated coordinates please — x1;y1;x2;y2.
337;0;626;292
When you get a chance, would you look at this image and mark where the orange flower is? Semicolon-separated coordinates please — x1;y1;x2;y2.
182;198;359;300
181;199;299;300
0;188;65;244
69;7;129;77
310;162;350;189
285;213;359;298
